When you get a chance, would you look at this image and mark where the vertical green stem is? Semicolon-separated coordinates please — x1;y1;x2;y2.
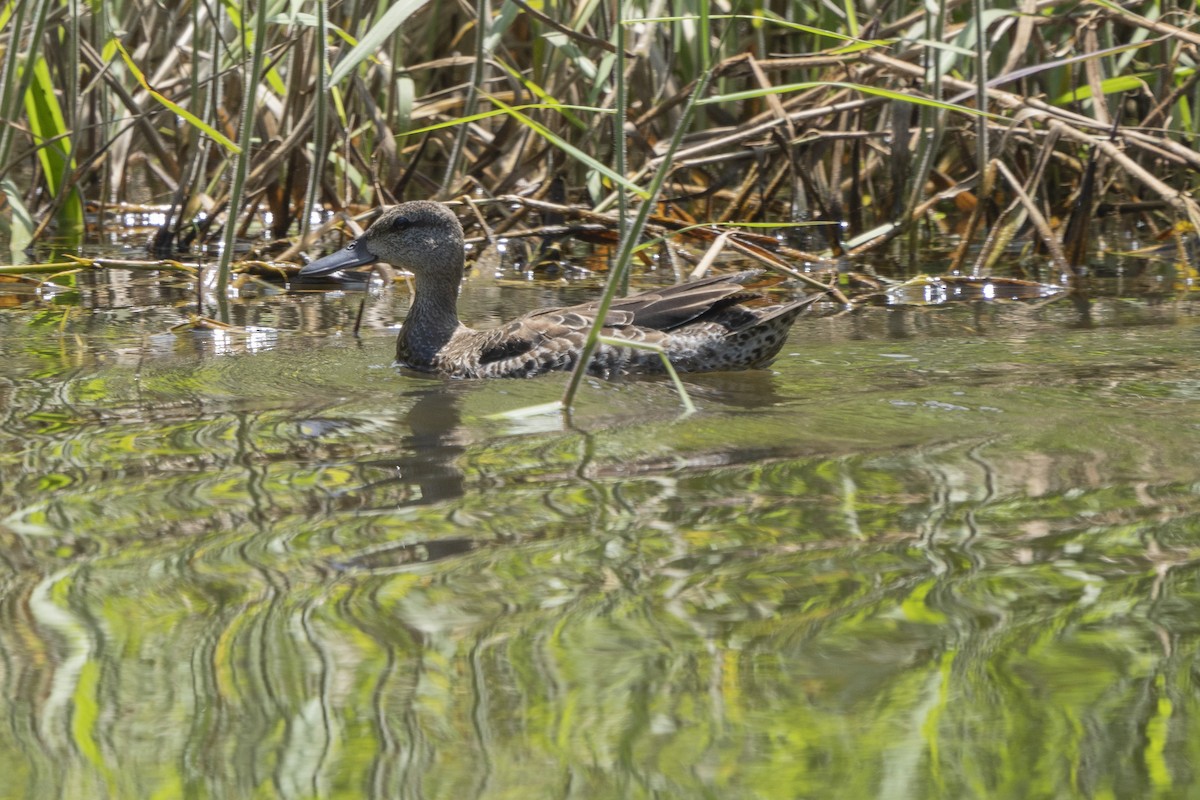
67;0;79;146
841;0;859;38
181;0;210;220
302;0;329;240
614;0;628;293
443;0;489;192
973;0;988;173
904;0;946;261
64;0;83;235
561;67;715;413
216;0;268;317
0;0;33;166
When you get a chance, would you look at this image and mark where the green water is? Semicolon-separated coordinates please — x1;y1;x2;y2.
1;268;1199;799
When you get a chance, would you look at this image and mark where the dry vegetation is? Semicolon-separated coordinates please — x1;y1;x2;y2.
2;0;1199;283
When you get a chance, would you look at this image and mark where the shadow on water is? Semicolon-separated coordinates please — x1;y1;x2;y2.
0;263;1199;798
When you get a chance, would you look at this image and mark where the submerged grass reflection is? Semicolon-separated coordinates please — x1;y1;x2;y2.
0;294;1199;797
6;435;1196;797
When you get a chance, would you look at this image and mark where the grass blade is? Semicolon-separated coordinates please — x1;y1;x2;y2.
216;0;268;310
560;68;715;412
326;0;430;87
702;80;1004;120
107;40;242;154
23;56;83;230
483;93;650;199
1;177;34;255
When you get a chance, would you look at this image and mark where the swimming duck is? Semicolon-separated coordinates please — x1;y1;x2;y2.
299;200;820;378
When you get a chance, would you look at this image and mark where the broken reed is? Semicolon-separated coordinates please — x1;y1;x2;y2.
2;0;1199;259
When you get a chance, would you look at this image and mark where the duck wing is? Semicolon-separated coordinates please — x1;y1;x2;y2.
558;269;765;331
474;271;766;366
475;310;605;366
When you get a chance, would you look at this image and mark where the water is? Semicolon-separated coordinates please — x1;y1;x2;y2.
1;263;1199;798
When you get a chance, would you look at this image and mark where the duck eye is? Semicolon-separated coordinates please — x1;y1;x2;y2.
392;215;411;230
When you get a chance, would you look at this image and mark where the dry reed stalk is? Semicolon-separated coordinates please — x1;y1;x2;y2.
0;0;1193;302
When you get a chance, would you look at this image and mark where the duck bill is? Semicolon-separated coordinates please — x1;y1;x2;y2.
298;238;379;277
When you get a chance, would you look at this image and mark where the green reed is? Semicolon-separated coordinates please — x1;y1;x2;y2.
215;0;268;308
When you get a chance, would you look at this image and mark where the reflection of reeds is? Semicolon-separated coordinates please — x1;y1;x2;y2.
3;0;1198;257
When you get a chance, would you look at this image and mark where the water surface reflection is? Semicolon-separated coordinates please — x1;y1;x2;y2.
0;287;1197;798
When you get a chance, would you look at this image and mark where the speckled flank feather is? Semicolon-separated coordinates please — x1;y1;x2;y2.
431;297;815;378
299;200;822;379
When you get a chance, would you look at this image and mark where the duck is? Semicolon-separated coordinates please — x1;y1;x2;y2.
298;200;821;378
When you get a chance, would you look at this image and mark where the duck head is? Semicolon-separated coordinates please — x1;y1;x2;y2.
298;201;465;282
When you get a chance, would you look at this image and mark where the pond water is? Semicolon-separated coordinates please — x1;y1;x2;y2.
1;254;1199;799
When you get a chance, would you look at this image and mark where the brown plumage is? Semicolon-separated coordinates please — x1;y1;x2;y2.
299;201;820;378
